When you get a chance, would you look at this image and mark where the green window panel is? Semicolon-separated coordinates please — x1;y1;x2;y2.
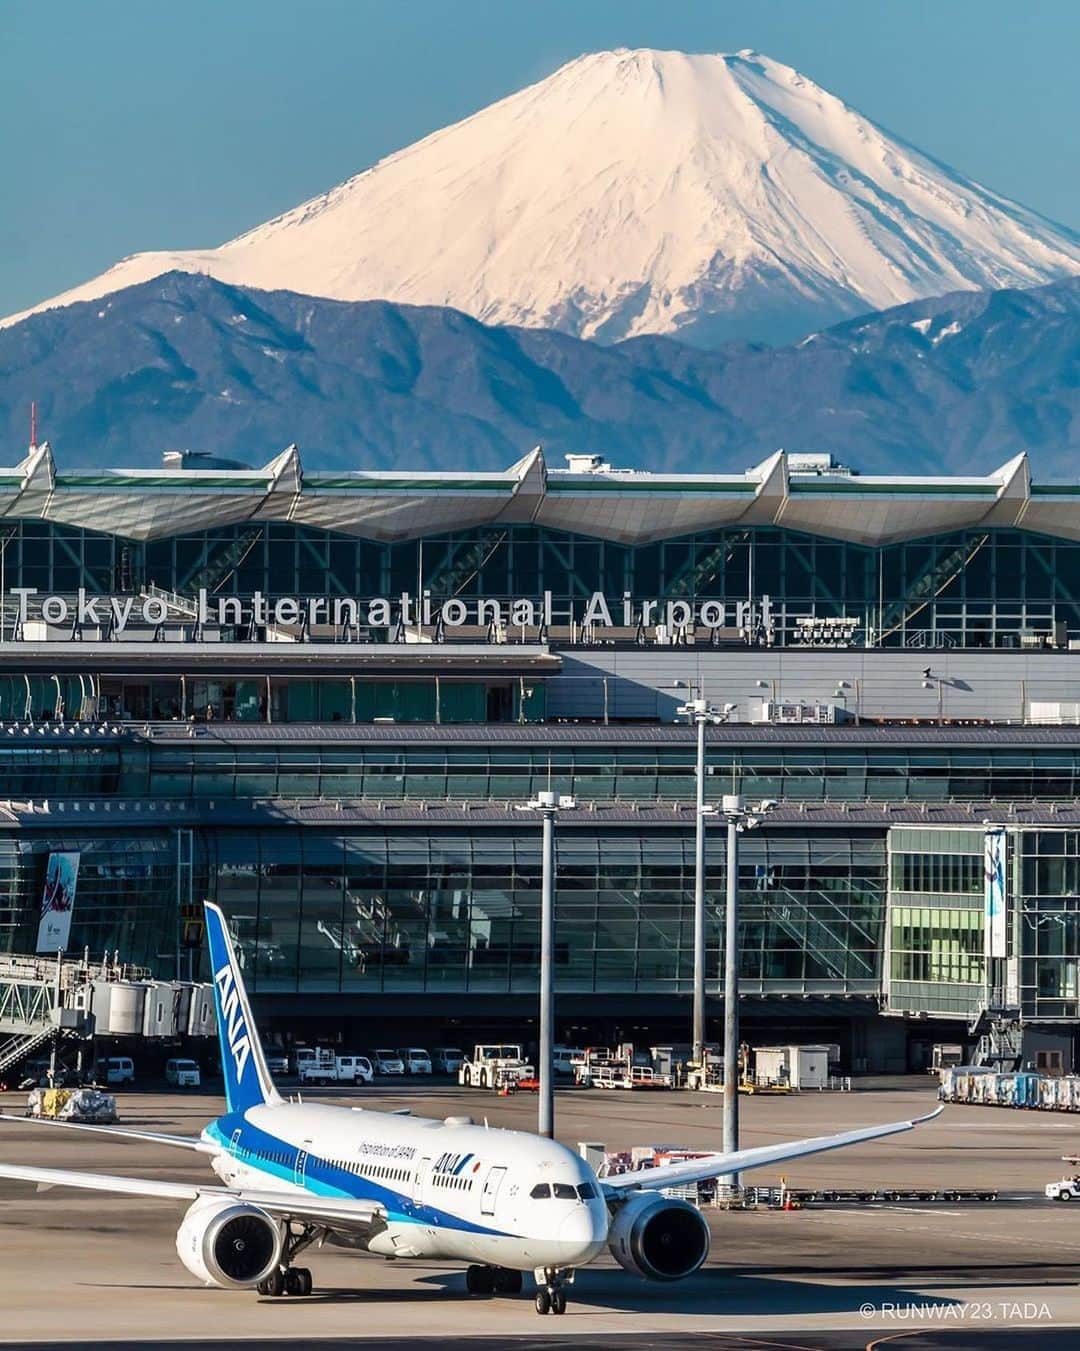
439;682;487;723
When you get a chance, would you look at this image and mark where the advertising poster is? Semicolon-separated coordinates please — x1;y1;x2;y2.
36;852;80;953
984;829;1008;960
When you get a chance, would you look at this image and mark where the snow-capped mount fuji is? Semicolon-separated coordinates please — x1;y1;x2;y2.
8;48;1080;344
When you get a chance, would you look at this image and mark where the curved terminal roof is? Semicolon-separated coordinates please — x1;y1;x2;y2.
0;444;1075;547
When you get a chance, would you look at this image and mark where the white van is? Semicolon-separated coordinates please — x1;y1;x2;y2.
371;1049;405;1075
104;1056;135;1086
397;1048;432;1075
432;1047;464;1074
165;1058;201;1088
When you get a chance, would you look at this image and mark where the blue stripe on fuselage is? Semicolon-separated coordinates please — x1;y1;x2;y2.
207;1115;510;1238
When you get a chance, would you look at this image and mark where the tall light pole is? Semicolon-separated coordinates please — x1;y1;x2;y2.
521;790;576;1138
718;793;776;1194
677;696;736;1066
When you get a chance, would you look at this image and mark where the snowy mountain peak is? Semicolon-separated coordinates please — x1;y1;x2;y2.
6;48;1080;344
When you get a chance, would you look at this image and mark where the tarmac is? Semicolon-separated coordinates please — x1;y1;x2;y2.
1;1077;1079;1346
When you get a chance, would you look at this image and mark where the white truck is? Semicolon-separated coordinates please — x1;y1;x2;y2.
297;1052;372;1087
458;1044;533;1090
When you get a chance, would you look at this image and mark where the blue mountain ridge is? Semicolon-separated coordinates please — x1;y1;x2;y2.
1;272;1076;477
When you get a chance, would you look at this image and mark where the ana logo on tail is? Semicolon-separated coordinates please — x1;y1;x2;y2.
214;962;251;1082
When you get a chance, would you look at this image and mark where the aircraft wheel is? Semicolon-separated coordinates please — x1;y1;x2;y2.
284;1269;304;1296
534;1289;551;1315
551;1289;567;1315
296;1267;313;1296
479;1070;488;1089
258;1267;284;1297
462;1068;471;1087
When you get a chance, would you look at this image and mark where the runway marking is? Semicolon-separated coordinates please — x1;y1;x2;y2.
869;1206;965;1215
942;1122;1079;1128
809;1208;1080;1252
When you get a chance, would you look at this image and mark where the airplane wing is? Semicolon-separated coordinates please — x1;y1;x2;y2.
603;1105;944;1195
0;1160;384;1231
0;1112;214;1153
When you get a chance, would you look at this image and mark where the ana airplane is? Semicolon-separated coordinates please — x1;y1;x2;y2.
0;902;942;1315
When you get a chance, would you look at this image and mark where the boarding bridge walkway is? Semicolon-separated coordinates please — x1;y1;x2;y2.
0;952;213;1080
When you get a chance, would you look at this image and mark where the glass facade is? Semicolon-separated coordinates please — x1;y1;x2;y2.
0;832;175;968
207;826;882;997
3;519;1080;648
1019;832;1080;1019
886;828;987;1017
5;738;1080;804
0;825;884;998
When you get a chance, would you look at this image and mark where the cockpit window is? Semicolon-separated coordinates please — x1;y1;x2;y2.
577;1182;597;1200
530;1183;551;1199
553;1183;577;1200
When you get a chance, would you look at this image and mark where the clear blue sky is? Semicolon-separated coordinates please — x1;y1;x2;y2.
3;0;1077;316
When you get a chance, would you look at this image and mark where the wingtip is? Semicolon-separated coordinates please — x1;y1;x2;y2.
914;1104;946;1124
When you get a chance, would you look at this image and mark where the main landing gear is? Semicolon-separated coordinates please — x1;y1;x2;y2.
257;1266;312;1297
533;1267;571;1316
257;1224;318;1297
465;1264;523;1296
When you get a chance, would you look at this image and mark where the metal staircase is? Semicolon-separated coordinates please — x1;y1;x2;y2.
878;534;989;644
969;1001;1023;1071
766;885;879;982
177;527;264;597
0;1025;54;1078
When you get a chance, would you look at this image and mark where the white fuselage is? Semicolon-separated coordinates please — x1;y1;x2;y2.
205;1101;610;1272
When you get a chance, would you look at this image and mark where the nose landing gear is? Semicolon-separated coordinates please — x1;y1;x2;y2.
533;1267;571;1315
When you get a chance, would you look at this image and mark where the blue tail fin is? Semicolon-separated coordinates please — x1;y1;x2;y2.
204;901;282;1114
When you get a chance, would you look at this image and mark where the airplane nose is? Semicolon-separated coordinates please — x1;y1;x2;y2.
560;1204;608;1254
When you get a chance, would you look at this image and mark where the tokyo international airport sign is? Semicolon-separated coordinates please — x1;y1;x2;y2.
36;851;80;954
2;588;776;636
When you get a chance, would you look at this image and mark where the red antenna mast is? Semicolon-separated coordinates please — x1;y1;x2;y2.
30;401;38;450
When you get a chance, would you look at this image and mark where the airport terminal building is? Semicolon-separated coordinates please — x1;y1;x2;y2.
2;442;1080;1071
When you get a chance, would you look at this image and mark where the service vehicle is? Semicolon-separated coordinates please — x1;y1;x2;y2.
261;1047;290;1077
103;1056;135;1086
458;1044;534;1089
929;1043;966;1076
336;1055;373;1085
1046;1175;1080;1201
371;1049;405;1076
298;1051;341;1086
552;1047;586;1081
432;1047;464;1074
165;1058;201;1088
397;1048;432;1075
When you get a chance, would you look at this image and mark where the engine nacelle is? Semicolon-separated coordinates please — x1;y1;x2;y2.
176;1196;283;1289
607;1192;710;1282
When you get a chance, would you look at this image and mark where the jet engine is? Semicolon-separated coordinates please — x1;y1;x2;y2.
607;1192;710;1281
176;1196;283;1288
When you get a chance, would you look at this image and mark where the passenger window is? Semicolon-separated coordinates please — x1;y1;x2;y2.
530;1183;551;1199
553;1183;577;1200
577;1183;597;1200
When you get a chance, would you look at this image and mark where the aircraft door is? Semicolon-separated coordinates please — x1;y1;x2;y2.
413;1156;431;1204
295;1146;310;1187
480;1165;507;1215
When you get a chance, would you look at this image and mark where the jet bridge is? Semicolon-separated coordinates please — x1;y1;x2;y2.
0;951;214;1081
